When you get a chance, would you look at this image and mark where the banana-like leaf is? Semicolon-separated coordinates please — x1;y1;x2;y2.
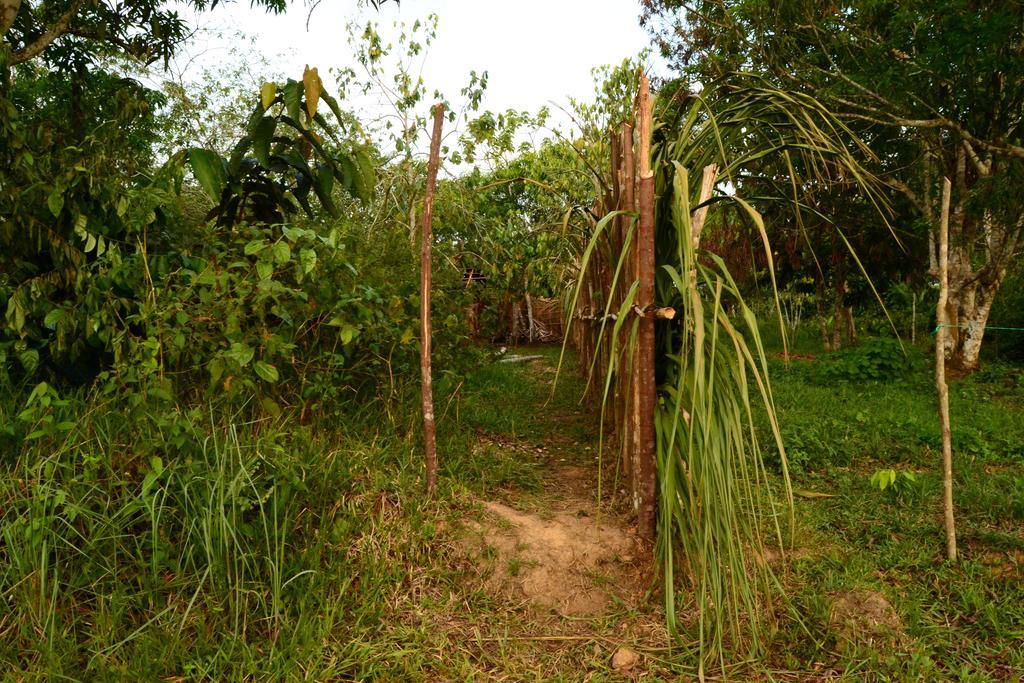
187;148;226;202
251;116;277;167
319;90;347;127
313;165;337;217
282;80;303;126
353;148;375;201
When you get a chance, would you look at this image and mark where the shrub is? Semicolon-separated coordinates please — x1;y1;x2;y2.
817;338;914;382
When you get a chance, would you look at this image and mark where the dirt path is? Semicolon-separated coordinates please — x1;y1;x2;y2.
446;350;667;678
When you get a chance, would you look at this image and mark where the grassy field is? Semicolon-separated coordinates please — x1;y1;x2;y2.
760;336;1024;681
3;338;1023;680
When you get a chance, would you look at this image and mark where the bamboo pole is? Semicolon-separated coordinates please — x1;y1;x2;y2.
935;176;957;561
421;103;444;494
635;74;656;540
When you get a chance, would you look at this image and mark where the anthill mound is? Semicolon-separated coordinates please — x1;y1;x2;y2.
829;589;905;648
460;474;646;616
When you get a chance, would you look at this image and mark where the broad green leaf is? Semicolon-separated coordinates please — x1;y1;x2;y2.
254;360;279;383
227;134;253;176
272;241;291;265
6;297;24;332
47;189;64;217
228;342;254;367
244;239;267;256
43;308;64;327
282;226;307;241
282;80;303;126
299;247;317;274
337;155;356;193
209;357;224;384
188;148;226;201
19;349;39;374
256;260;273;281
318;90;346;125
251;116;276;167
313;165;336;215
354;148;375;201
340;324;358;345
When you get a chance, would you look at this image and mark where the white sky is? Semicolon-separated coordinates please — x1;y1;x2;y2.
176;0;660;137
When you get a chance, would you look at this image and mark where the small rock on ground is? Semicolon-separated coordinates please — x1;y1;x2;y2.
611;647;640;671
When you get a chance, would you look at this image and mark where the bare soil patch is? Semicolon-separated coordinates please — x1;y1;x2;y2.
460;468;648;617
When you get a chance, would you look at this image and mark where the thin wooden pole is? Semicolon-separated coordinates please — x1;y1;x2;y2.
935;176;957;561
421;103;444;494
635;74;656;540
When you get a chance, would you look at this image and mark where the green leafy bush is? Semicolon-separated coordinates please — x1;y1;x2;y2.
817;338;914;382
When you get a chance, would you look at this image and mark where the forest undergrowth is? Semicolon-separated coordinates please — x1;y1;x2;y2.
3;340;1023;680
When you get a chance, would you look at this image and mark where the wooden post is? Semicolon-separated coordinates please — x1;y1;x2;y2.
635;74;656;540
935;177;957;561
421;103;444;494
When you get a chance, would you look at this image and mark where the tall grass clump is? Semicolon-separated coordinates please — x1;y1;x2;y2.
0;377;445;678
563;75;885;667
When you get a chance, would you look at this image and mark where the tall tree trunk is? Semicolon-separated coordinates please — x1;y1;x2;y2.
830;237;846;351
844;304;857;345
942;244;1007;373
831;276;845;352
1;0;20;36
816;272;831;352
914;146;1022;374
420;104;444;494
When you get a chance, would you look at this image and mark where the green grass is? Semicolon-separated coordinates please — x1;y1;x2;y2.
2;337;1022;680
0;344;625;681
757;334;1024;680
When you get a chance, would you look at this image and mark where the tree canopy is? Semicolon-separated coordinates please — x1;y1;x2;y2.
643;0;1024;370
